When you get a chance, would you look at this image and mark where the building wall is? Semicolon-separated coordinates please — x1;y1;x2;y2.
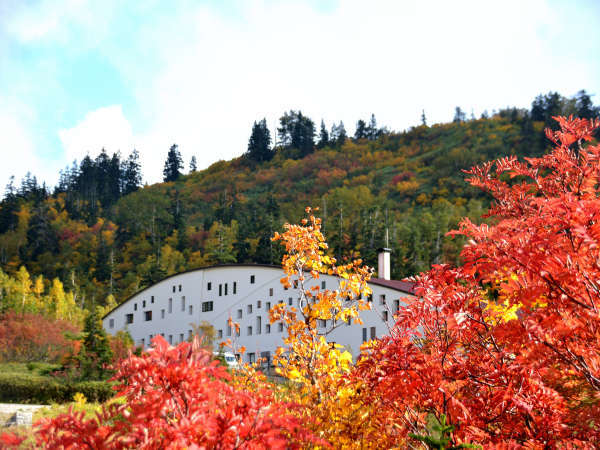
102;265;411;362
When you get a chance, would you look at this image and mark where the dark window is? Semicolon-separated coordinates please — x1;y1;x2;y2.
169;335;173;344
269;288;273;296
247;304;253;314
362;328;367;342
141;338;145;347
188;330;192;339
321;281;326;289
227;325;232;337
278;323;284;332
394;299;400;313
233;282;237;294
319;319;326;328
247;326;252;336
134;303;137;311
168;298;172;313
202;301;214;312
266;302;271;311
126;313;133;324
370;327;376;339
181;296;186;312
257;300;262;308
219;284;222;296
288;297;293;306
161;309;165;319
380;294;386;305
179;333;184;343
144;311;152;321
256;316;262;334
346;317;351;326
109;318;114;328
248;352;255;363
237;309;242;319
189;305;193;315
143;300;146;307
151;296;155;303
250;275;255;284
293;280;298;288
179;285;182;292
266;324;271;334
367;293;373;302
218;329;223;339
382;311;388;322
225;283;228;295
173;286;176;293
207;282;212;291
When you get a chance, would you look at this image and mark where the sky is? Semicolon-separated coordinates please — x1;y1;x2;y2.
1;0;599;190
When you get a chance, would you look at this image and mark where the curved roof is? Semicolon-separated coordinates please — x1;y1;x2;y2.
102;263;415;319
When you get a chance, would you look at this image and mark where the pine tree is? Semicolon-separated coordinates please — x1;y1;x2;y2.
336;121;347;147
246;119;273;162
79;308;113;380
453;107;466;123
317;120;329;149
277;110;315;157
366;114;379;140
421;109;427;126
122;149;142;195
163;144;183;182
189;156;198;172
354;119;367;140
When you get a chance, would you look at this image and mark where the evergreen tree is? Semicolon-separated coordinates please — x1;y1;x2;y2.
79;308;113;380
335;121;347;147
189;156;198;172
163;144;183;182
575;90;597;119
421;110;427;126
122;149;142;195
453;107;466;123
317;120;329;149
246;119;273;162
354;119;368;140
277;110;315;157
366;114;379;140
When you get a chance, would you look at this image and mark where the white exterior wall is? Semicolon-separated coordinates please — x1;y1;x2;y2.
102;265;411;363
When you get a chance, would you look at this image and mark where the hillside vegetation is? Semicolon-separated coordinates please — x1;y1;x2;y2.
0;91;597;309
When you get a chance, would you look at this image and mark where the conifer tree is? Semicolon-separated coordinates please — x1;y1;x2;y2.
354;119;367;140
421;109;427;126
122;149;142;195
79;308;113;380
317;120;329;149
189;156;198;172
366;114;379;140
246;119;273;162
163;144;183;182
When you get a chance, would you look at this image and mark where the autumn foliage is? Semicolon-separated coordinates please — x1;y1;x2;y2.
356;116;600;447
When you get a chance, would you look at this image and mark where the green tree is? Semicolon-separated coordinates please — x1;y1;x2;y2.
163;144;183;182
317;119;329;149
354;119;367;140
189;156;198;172
79;308;113;380
246;119;273;162
205;220;238;264
122;149;142;195
277;110;315;156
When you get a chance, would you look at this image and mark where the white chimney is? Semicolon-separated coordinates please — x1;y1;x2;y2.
377;247;391;280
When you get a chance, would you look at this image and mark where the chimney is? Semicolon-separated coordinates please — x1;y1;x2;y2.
377;247;391;280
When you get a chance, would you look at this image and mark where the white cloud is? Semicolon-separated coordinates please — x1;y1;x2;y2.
58;105;135;163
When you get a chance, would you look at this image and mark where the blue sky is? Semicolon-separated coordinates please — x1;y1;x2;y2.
1;0;599;189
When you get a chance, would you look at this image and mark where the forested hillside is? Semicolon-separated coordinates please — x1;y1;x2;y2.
0;91;597;310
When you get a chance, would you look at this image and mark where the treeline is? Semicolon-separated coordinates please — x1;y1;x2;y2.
0;90;597;311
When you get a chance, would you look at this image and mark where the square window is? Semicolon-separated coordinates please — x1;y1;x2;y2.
367;293;373;302
247;326;252;336
248;353;255;364
109;318;114;328
202;301;213;312
144;311;152;321
319;319;326;328
207;282;212;290
237;309;242;319
250;275;255;284
126;313;133;324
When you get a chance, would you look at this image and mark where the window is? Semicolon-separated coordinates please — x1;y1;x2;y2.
367;293;373;302
266;302;271;311
168;298;173;313
218;329;223;339
225;283;228;295
141;338;145;347
202;301;213;312
126;313;133;324
256;316;262;334
144;311;152;321
293;280;298;288
394;299;400;313
237;309;242;319
219;284;222;296
362;328;368;342
169;335;173;344
161;309;165;319
207;282;212;291
151;296;155;303
247;304;253;314
257;300;262;308
143;300;146;307
321;281;326;289
179;333;184;343
278;323;284;332
160;333;164;337
179;284;182;292
318;319;327;328
288;297;293;306
227;325;232;337
250;275;255;284
189;305;193;315
248;353;255;364
173;286;176;293
379;294;386;305
346;317;351;326
382;311;388;322
109;318;114;329
269;288;273;296
233;282;237;294
266;324;271;334
236;327;240;337
181;296;186;312
134;303;137;311
247;326;252;336
370;327;376;340
284;285;288;290
188;330;192;339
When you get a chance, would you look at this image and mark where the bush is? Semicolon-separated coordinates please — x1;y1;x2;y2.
0;372;113;404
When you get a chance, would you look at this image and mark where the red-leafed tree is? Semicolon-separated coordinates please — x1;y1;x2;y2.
1;335;318;449
356;117;600;447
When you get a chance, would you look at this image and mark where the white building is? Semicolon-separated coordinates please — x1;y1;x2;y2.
102;250;414;363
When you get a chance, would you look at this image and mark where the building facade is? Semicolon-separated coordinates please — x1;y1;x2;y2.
102;260;413;363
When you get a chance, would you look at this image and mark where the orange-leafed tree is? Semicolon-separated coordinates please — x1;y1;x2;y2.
356;117;600;447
